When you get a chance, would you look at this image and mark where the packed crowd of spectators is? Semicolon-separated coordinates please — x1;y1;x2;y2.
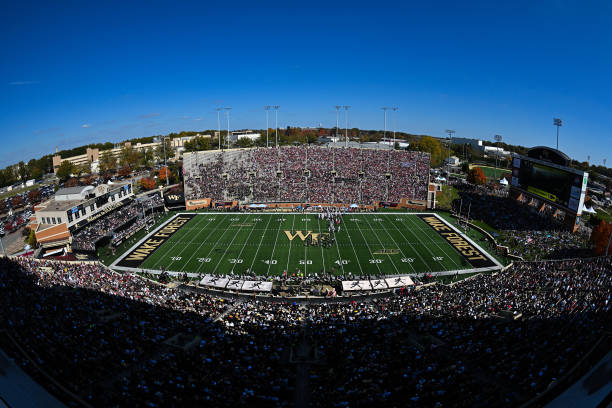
183;146;430;205
452;184;594;260
72;201;142;251
1;255;609;407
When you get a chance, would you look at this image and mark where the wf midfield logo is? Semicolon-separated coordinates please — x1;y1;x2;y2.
284;230;329;243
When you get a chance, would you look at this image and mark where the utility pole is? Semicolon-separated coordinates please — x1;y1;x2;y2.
163;136;169;187
445;129;455;177
274;106;280;147
216;108;222;150
553;118;562;150
335;106;341;140
225;107;232;150
343;106;350;147
391;107;398;149
264;106;270;148
382;107;388;145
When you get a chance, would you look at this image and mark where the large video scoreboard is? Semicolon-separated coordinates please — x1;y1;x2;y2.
511;154;588;215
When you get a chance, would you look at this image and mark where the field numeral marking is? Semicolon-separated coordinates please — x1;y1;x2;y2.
253;218;262;222
171;256;182;261
207;218;216;221
401;258;415;263
277;218;286;222
198;258;211;263
229;259;243;264
373;218;383;222
230;218;239;221
263;259;277;265
432;256;444;261
369;259;383;264
396;218;403;221
299;260;313;265
335;259;349;265
301;218;310;221
350;218;360;222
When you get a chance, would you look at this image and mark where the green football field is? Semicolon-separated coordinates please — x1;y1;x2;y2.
113;212;500;277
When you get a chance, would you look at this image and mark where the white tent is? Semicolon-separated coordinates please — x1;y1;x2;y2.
582;204;596;214
499;178;508;185
350;204;359;208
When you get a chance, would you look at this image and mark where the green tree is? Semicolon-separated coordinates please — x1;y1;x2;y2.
436;185;459;210
141;147;155;168
119;145;140;168
17;161;27;181
155;138;174;161
236;137;254;148
56;160;74;181
415;136;443;166
99;150;117;172
28;228;37;247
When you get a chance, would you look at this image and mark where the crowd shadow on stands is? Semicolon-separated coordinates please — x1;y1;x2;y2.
1;260;609;408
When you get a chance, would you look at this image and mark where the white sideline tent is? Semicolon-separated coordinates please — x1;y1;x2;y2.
582;204;596;214
499;178;508;185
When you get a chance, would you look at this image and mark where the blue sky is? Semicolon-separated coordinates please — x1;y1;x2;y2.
1;0;611;167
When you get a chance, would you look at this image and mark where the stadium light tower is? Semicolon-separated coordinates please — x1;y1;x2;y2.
225;107;232;149
391;107;398;149
343;106;350;147
494;134;502;180
216;108;222;150
445;129;455;176
264;106;271;148
553;118;562;150
274;106;280;148
335;106;341;139
382;107;388;145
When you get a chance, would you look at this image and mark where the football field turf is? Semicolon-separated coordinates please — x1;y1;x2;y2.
113;212;500;277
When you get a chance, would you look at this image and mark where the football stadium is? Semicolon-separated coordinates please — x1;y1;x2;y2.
2;3;612;408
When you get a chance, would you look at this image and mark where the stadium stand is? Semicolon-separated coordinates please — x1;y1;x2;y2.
183;146;430;204
0;256;609;407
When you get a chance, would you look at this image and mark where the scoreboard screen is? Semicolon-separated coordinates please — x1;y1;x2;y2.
511;156;588;214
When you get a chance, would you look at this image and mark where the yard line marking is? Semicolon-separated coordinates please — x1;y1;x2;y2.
361;214;401;275
371;216;418;275
179;215;232;272
151;215;210;269
316;215;326;275
211;214;252;274
349;216;381;275
404;214;462;270
248;214;273;274
285;214;297;274
193;216;243;274
382;215;432;273
267;214;286;276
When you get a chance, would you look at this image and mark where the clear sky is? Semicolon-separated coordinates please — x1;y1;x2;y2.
1;0;611;167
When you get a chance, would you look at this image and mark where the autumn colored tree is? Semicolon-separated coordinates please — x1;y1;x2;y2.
11;195;23;208
414;136;444;166
591;220;612;255
27;189;41;203
140;177;156;190
118;166;132;178
158;166;173;183
64;178;79;188
467;167;487;185
81;176;95;185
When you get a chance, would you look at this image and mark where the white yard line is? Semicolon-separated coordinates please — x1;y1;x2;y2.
266;214;286;276
231;215;260;273
151;215;208;269
248;215;273;273
383;214;432;273
316;215;326;275
350;217;382;275
210;215;252;274
370;216;418;275
285;214;297;274
361;215;401;275
337;220;365;275
179;215;230;272
194;216;243;274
